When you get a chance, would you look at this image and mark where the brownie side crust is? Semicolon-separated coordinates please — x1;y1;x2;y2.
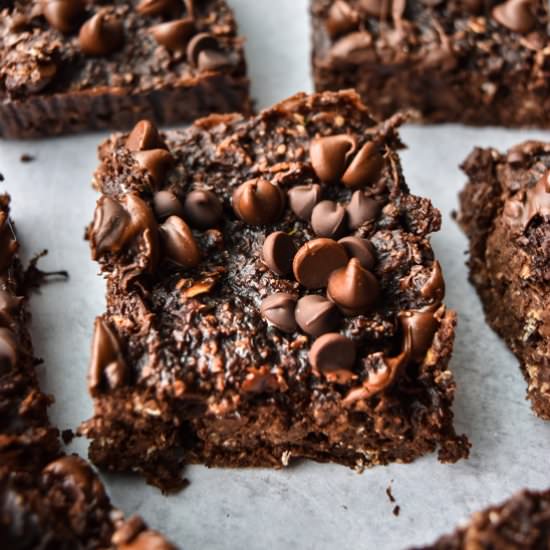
458;141;550;418
412;488;550;549
311;0;550;127
0;0;251;138
0;195;176;549
81;90;469;491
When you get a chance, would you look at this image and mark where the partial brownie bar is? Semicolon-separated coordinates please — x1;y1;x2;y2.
458;141;550;418
0;195;176;548
412;488;550;549
0;0;250;138
311;0;550;126
81;90;469;491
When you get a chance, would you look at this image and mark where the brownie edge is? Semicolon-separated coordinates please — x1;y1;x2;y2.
458;141;550;418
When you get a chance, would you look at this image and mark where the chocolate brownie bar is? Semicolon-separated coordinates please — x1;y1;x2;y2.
311;0;550;126
0;0;250;138
459;141;550;418
0;195;176;548
81;90;469;491
412;488;550;549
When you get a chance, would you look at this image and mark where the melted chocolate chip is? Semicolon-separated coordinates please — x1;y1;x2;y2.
311;200;348;239
260;293;297;333
327;258;380;315
153;191;185;221
288;183;322;220
399;307;440;361
133;149;173;187
182;190;223;229
420;261;445;301
159;216;201;269
310;134;357;183
295;295;341;337
492;0;536;34
0;327;17;375
88;318;127;396
126;120;167;152
0;289;22;325
326;0;359;38
338;236;376;270
503;171;550;230
232;179;285;226
79;12;124;56
293;238;348;289
90;197;131;257
262;231;296;277
346;190;381;229
150;18;195;52
330;32;375;65
341;142;384;189
41;0;85;33
309;332;356;383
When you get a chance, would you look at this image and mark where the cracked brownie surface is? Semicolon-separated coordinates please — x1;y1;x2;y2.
0;0;250;137
412;488;550;549
311;0;550;126
459;140;550;419
81;90;469;492
0;195;176;549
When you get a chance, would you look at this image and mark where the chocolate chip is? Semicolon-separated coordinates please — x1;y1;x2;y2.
126;120;167;152
153;191;185;221
182;190;223;229
150;17;195;52
79;12;124;56
136;0;180;17
159;216;201;269
232;178;285;226
288;183;322;221
326;0;359;38
346;190;381;229
310;134;356;183
360;0;406;18
0;327;17;375
311;200;348;239
187;33;229;70
492;0;536;34
309;332;356;383
330;32;375;65
327;258;380;315
338;236;376;270
341;142;384;189
260;293;297;333
133;149;173;187
262;231;296;277
420;261;445;301
400;307;440;361
88;318;127;396
90;196;130;257
293;238;348;289
295;295;341;337
41;0;85;33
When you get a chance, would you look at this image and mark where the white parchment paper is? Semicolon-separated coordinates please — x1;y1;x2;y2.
2;1;550;548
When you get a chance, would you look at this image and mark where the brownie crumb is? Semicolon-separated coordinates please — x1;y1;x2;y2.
393;505;400;517
0;173;4;182
61;428;74;444
20;154;35;163
386;484;396;503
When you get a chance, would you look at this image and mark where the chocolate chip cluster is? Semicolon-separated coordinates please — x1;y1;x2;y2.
90;121;223;288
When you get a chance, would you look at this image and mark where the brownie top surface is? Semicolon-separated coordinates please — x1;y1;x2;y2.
89;91;447;412
312;0;550;73
0;0;245;101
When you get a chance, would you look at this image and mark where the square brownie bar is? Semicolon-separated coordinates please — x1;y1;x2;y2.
311;0;550;126
412;488;550;549
0;0;250;138
81;90;469;491
459;141;550;418
0;195;176;549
